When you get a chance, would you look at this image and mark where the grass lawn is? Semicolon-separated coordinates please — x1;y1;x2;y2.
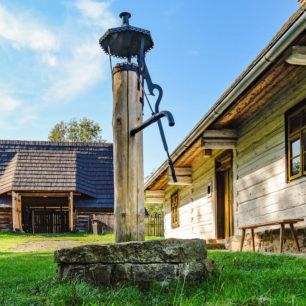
0;232;161;252
0;233;305;305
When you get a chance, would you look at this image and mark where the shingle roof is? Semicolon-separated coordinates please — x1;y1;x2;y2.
0;140;114;208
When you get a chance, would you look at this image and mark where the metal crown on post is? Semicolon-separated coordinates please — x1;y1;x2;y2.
99;12;177;182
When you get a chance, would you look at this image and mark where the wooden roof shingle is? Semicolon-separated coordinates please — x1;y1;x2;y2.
0;140;114;208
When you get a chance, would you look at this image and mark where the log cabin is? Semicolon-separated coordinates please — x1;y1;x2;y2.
145;7;306;251
0;140;114;233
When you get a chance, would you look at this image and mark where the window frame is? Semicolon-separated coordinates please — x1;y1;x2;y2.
171;191;179;229
286;102;306;182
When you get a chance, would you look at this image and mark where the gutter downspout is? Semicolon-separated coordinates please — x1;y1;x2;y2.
145;9;306;190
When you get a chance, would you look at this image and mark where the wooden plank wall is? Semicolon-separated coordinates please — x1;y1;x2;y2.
163;149;225;239
0;208;12;232
74;210;114;233
234;71;306;233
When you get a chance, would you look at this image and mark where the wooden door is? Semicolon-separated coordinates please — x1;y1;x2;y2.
216;152;233;239
224;167;232;238
31;210;69;233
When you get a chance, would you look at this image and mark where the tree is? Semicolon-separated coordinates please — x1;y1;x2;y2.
48;117;105;143
145;203;163;216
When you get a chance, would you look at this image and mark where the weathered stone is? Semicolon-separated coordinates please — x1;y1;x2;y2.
111;263;132;282
88;264;112;284
204;258;216;274
131;264;178;282
180;262;207;281
55;239;213;284
54;238;207;264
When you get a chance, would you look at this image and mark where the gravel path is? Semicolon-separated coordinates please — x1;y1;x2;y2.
9;240;105;252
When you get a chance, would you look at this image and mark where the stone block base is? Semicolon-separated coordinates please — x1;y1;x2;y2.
54;239;215;284
225;227;306;253
57;261;214;284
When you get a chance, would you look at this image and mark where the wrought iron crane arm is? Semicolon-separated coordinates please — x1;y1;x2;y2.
130;39;177;182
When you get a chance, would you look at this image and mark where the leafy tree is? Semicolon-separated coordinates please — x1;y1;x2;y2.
48;117;105;143
145;203;163;216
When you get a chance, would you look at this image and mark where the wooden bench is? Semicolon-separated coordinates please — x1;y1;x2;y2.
239;218;304;253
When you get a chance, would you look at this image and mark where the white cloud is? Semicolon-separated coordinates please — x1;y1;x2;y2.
42;52;58;66
44;0;117;103
0;5;58;52
75;0;117;28
0;1;117;130
0;95;21;113
47;41;106;101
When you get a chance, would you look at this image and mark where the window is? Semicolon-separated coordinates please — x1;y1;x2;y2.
287;102;306;181
171;192;179;228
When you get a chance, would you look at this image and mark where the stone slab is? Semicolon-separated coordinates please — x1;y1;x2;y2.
54;238;207;264
57;261;214;284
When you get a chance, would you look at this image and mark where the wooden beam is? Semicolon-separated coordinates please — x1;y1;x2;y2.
202;129;238;138
17;194;22;231
12;191;19;231
202;139;237;149
204;138;237;143
8;192;81;197
145;197;164;204
202;129;237;150
172;168;192;176
203;149;212;158
69;192;74;232
168;167;193;186
145;190;165;197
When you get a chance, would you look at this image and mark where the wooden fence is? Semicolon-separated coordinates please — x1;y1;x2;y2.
145;213;164;237
75;211;164;237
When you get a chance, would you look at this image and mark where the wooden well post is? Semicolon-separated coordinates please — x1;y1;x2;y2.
112;64;145;242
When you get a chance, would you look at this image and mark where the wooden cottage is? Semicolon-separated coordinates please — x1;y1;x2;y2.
0;140;114;233
145;7;306;251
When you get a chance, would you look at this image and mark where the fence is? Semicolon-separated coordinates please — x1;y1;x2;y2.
145;213;164;237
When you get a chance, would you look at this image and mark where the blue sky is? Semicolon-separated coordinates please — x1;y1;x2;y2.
0;0;301;176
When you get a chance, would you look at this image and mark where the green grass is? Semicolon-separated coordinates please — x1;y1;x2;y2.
0;234;305;305
0;232;162;252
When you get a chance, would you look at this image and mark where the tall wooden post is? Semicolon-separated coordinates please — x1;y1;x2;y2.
12;191;20;231
112;63;145;242
17;194;22;231
69;192;74;232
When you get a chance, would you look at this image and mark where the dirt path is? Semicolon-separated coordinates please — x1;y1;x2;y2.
9;240;105;252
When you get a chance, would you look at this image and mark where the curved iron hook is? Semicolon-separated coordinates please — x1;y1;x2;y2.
134;39;177;182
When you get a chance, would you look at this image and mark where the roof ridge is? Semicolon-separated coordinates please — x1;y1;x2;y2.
0;139;113;147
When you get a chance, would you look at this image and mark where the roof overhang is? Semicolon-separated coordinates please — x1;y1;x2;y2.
145;7;306;191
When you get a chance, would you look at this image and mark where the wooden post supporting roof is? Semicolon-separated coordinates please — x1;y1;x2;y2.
112;65;145;242
69;192;74;232
17;193;22;231
12;191;20;231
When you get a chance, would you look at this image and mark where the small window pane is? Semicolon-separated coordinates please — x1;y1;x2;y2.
291;156;301;176
289;113;302;134
291;138;300;157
